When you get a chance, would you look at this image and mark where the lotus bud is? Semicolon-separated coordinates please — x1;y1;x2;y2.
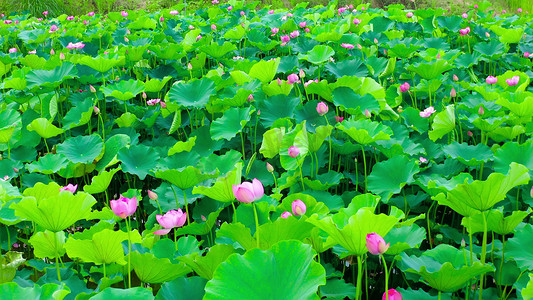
450;88;456;98
291;199;306;216
147;190;158;200
93;106;100;114
335;116;344;123
366;233;389;255
453;74;459;81
142;91;147;99
478;106;485;115
530;186;533;198
266;162;274;173
277;78;282;85
461;238;466;248
364;109;371;118
485;32;490;38
299;69;305;79
281;211;292;219
357;43;362;50
201;215;207;221
316;102;328;116
467;131;473;137
382;289;402;300
288;146;300;158
247;94;254;102
211;24;217;31
187;63;193;70
160;101;167;109
374;38;378;44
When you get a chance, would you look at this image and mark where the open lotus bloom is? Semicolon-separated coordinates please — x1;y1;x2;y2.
233;178;264;203
110;195;138;219
383;289;402;300
60;183;78;193
154;209;187;235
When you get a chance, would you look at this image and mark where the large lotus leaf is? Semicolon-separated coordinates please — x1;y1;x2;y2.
258;94;300;128
216;222;257;251
299;45;335;65
473;39;506;58
248;58;281;84
428;105;455;141
330;76;386;101
144;76;172;93
118;144;159;180
84;167;121;194
489;25;525;44
210;107;254;141
337;119;392;145
387;43;421;58
198;150;242;174
0;109;20;144
11;182;96;232
367;156;419;201
494;141;533;175
168;78;215;109
200;42;237;58
101;79;144;101
407;60;453;80
178;245;237;280
155;166;219;190
56;135;104;164
385;224;426;255
307;125;332;153
258;216;317;250
303;171;343;191
0;282;70;300
28;230;66;259
507;224;533;271
496;71;530;92
398;244;493;293
192;164;242;202
496;95;533;118
95;134;131;171
442;163;529;215
522;274;533;300
78;55;123;73
305;80;332;101
320;278;356;300
0;61;11;78
130;252;190;284
156;276;207;300
332;87;380;115
259;127;285;159
27;118;64;139
307;208;398;257
0;251;25;284
89;287;154;300
65;229;141;265
442;142;493;166
62;99;93;130
280;122;309;171
224;25;245;40
27;153;68;175
325;59;368;78
26;62;78;89
204;240;325;300
462;208;529;235
174;207;224;237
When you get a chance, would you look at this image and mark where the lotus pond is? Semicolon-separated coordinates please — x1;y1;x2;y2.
0;0;533;299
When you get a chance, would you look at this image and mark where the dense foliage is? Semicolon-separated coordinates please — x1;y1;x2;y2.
0;0;533;299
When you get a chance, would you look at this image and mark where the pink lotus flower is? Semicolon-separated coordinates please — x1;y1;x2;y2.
474;4;479;9
366;233;390;255
459;27;471;36
66;16;74;21
154;209;187;235
406;12;413;18
170;10;179;15
486;76;497;84
211;24;217;31
271;27;279;34
338;7;347;14
305;28;310;33
478;106;485;115
4;20;13;24
287;13;293;17
281;211;292;218
399;82;410;93
110;195;138;219
506;76;519;86
383;289;402;300
49;24;58;33
121;11;128;17
292;199;307;216
353;18;361;25
502;9;506;14
304;79;318;88
299;21;307;28
335;116;344;123
212;0;219;3
280;35;290;43
341;43;355;49
419;157;428;164
240;11;245;16
524;52;530;58
88;12;95;16
227;6;233;11
450;88;456;98
8;48;17;53
60;183;78;193
147;99;161;106
287;73;300;84
66;42;85;50
419;106;436;118
83;20;89;25
288;146;300;158
43;11;49;16
316;102;328;116
28;50;37;54
232;178;264;203
290;30;300;38
462;12;468;18
268;10;274;14
518;8;523;13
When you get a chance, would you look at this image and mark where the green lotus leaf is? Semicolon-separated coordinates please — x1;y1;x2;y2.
407;59;453;80
0;251;25;284
442;142;493;166
192;163;242;202
144;76;172;93
28;230;66;259
56;135;104;164
307;125;332;153
0;109;20;144
258;94;299;128
428;105;455;141
496;71;530;92
89;287;154;300
118;144;159;180
0;282;70;300
204;240;325;300
248;58;281;83
496;95;533;119
385;224;426;255
522;274;533;300
27;153;68;175
325;58;368;78
473;39;506;58
333;87;380;115
388;43;421;58
198;150;242;174
259;127;285;159
307;208;398;257
367;156;419;201
64;229;141;265
210;107;254;141
178;245;237;280
130;252;191;284
78;55;123;73
299;45;335;65
441;163;529;215
0;61;11;78
174;207;224;237
320;278;356;300
224;25;245;40
168;137;197;156
494;141;533;175
258;216;317;250
83;167;121;194
216;222;256;251
101;79;145;101
11;182;96;232
489;25;525;44
462;208;529;235
507;224;533;271
337;119;392;145
280;122;309;171
305;80;332;101
168;78;215;109
62;99;93;130
200;42;237;58
398;244;493;293
27;118;64;139
156;276;207;300
95;134;131;171
303;171;343;191
26;62;78;89
129;17;157;30
155;166;219;190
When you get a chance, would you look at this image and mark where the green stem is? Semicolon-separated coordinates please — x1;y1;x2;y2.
271;172;279;194
324;116;332;172
438;291;442;300
360;145;367;192
240;131;246;160
356;255;363;300
479;211;488;300
298;161;305;191
55;257;61;281
103;263;106;278
174;228;178;251
232;202;238;223
253;202;260;248
382;255;389;300
183;190;190;225
126;217;132;289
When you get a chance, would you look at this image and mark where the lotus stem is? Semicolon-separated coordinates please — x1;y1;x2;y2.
324;116;332;172
240;131;246;160
360;144;367;192
232;202;238;223
126;217;132;289
55;257;61;281
183;190;190;225
479;211;488;300
174;228;178;251
103;263;106;278
297;159;305;191
382;255;389;300
252;202;260;248
356;255;363;300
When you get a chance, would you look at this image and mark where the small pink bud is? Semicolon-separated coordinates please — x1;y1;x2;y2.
90;85;96;93
240;11;245;16
485;32;490;38
486;76;497;84
316;102;328;116
247;94;254;102
518;8;523;13
291;199;306;216
450;88;456;98
419;157;428;163
281;211;292;219
277;78;282;85
160;101;167;109
453;74;459;81
304;28;310;33
406;12;413;18
530;186;533;198
364;109;371;118
299;21;307;28
524;52;530;58
227;6;233;11
335;116;344;123
474;4;479;9
188;63;193;70
478;106;485;115
467;131;473;137
59;52;65;60
266;162;274;173
299;69;305;79
147;190;158;200
271;27;279;34
211;24;217;31
93;106;100;114
399;82;410;93
462;12;468;18
353;18;361;25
